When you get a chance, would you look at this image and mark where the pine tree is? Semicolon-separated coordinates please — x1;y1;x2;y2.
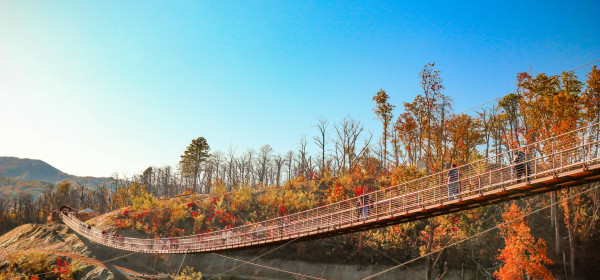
180;137;210;193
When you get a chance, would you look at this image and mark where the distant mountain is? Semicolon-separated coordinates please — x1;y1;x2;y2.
0;156;72;181
0;157;110;196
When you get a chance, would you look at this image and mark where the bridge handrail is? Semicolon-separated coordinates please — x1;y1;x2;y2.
59;122;600;253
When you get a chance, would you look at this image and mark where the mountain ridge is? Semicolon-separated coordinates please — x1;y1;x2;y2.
0;156;110;196
0;156;72;181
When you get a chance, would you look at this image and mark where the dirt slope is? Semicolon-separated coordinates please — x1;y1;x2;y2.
0;223;164;279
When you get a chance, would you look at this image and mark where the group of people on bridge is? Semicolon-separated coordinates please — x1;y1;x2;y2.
356;188;374;221
446;146;531;201
59;145;536;253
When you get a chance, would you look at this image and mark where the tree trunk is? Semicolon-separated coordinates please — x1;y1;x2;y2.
568;221;576;277
552;191;560;258
425;253;431;280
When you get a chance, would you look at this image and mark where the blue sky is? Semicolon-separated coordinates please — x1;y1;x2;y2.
1;1;598;177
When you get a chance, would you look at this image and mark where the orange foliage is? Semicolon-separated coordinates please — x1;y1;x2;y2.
495;203;554;280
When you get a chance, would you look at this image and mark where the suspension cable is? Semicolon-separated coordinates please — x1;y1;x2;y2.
175;251;187;276
208;235;302;280
103;59;600;219
392;58;600;148
361;183;600;279
211;253;327;280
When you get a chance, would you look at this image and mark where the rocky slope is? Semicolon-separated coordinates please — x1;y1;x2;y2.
0;223;164;279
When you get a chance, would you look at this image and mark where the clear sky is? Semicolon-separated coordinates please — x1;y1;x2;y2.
1;1;598;178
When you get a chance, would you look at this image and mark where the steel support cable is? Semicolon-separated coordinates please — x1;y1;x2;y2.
329;247;362;277
175;251;187;276
361;183;600;280
103;59;600;219
211;253;327;280
59;122;599;254
390;58;600;149
79;59;600;236
208;235;303;280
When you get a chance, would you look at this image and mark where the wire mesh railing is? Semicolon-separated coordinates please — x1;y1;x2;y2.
61;123;600;253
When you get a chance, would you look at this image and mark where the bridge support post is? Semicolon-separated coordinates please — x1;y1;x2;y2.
389;190;392;216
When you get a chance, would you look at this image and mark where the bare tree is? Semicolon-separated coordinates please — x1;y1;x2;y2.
334;116;364;173
257;145;273;186
274;154;285;186
313;117;329;178
298;136;309;178
285;151;294;181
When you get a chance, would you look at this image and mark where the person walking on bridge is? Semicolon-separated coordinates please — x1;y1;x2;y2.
447;163;460;201
356;190;364;221
513;147;530;182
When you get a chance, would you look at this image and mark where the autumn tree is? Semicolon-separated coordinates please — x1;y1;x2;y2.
419;62;445;171
373;89;395;171
141;167;154;195
56;181;71;207
418;215;467;280
582;65;600;124
498;92;523;150
520;71;582;143
445;113;482;164
495;203;554;280
180;137;210;193
395;111;419;165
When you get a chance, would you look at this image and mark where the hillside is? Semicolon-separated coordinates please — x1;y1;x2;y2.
0;223;164;279
0;156;71;181
0;156;110;196
0;175;54;196
0;221;435;279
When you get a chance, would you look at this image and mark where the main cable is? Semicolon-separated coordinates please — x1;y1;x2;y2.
361;183;600;279
100;58;600;219
175;251;187;276
392;58;600;147
211;253;327;280
208;235;303;280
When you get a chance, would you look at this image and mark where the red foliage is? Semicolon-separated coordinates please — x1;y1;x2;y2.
54;256;71;275
278;205;287;216
353;186;365;197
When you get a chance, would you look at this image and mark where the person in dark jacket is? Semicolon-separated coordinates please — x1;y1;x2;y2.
513;147;530;182
447;163;460;200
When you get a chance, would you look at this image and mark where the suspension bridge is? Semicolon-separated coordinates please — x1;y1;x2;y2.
60;123;600;254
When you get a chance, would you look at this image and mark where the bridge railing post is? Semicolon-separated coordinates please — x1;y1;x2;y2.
552;140;556;172
374;191;378;218
389;189;394;215
403;185;407;212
